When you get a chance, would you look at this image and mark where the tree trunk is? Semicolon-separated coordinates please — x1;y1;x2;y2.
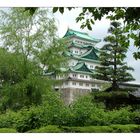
112;80;119;91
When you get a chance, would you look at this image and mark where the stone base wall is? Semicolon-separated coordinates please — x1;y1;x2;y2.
60;88;91;104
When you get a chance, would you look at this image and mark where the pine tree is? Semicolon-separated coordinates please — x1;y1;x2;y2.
94;21;135;90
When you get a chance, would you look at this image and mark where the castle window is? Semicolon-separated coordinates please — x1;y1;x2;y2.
96;84;100;88
80;75;84;78
65;82;68;85
73;74;77;77
95;84;99;88
86;83;89;87
90;65;93;69
72;82;76;85
92;84;95;87
79;82;83;86
86;75;88;78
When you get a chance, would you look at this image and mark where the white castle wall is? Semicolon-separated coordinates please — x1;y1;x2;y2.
61;81;99;90
85;61;100;69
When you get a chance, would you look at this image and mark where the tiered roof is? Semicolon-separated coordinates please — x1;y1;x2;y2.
69;42;93;49
64;28;101;43
70;61;94;75
63;46;100;64
80;47;99;61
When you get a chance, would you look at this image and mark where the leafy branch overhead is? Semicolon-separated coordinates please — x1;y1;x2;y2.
26;7;140;60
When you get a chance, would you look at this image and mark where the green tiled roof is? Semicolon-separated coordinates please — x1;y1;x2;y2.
63;51;72;57
63;49;100;64
70;42;93;49
64;28;101;43
70;61;93;74
80;47;99;61
77;57;100;64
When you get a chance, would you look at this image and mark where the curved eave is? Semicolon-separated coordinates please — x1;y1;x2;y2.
64;34;101;43
73;56;100;64
64;52;100;64
69;69;94;75
69;42;93;49
80;48;98;60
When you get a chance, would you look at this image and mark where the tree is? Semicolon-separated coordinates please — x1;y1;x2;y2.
24;7;140;59
94;21;135;90
51;7;140;60
75;8;140;59
0;8;67;111
0;8;67;75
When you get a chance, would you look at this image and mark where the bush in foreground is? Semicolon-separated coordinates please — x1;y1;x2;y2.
0;128;17;133
28;125;62;133
28;124;140;133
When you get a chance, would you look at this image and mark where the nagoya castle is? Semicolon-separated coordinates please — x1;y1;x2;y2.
55;28;105;104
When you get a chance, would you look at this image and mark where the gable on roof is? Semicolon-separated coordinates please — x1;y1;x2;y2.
70;42;93;50
63;49;100;64
80;47;99;61
63;28;101;43
70;61;93;74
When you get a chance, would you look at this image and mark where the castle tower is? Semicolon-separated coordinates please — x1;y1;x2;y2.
55;28;105;104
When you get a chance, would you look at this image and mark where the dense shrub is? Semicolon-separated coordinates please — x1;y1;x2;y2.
92;91;129;99
15;96;69;132
69;95;138;126
132;111;140;124
70;95;99;126
108;107;137;125
0;110;21;128
62;124;140;133
0;128;17;133
0;94;139;132
15;106;46;132
110;124;140;133
92;91;140;109
28;125;62;133
62;126;113;133
88;108;109;126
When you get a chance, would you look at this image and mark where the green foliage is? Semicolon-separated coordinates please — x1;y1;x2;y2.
92;91;140;109
28;125;62;133
15;106;47;132
0;93;139;132
0;8;67;111
94;21;134;90
52;7;73;14
52;7;140;59
0;128;17;133
100;83;111;91
28;124;140;133
62;126;112;133
70;95;98;126
15;94;67;132
0;110;20;128
27;7;140;59
75;8;140;59
69;95;137;126
110;124;140;133
93;91;129;99
107;107;136;125
62;124;140;133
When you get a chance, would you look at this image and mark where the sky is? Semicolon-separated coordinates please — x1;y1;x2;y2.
53;8;140;83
